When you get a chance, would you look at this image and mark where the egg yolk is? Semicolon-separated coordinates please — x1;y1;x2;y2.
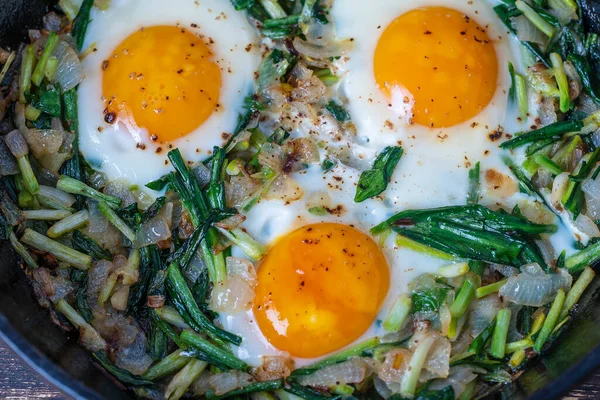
254;223;389;358
102;26;221;142
374;7;498;128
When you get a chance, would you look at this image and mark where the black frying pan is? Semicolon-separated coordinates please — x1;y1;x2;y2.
1;1;600;399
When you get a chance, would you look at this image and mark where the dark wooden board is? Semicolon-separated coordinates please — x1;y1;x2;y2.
0;340;598;399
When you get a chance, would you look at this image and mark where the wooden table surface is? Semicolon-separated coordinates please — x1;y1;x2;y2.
0;341;598;399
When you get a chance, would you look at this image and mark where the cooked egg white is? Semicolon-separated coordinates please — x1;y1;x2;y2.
217;0;578;367
78;0;260;187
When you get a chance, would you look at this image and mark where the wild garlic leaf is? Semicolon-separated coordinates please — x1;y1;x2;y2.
354;146;403;203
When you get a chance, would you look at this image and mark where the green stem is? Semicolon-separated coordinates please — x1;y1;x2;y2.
31;32;59;86
534;289;566;353
179;330;248;371
450;276;477;318
217;227;266;261
550;53;571;113
98;201;136;242
559;266;595;320
57;175;121;208
142;349;189;381
9;231;39;269
533;153;563;175
21;228;91;269
476;279;507;298
167;262;241;345
290;336;379;377
155;306;190;329
164;358;207;400
566;240;600;273
22;209;72;221
259;0;287;18
399;334;436;397
382;294;412;332
17;156;39;195
490;308;511;359
505;337;533;354
515;0;556;37
19;44;35;103
206;379;285;399
47;210;89;238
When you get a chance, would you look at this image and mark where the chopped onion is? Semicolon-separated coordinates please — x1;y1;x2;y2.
253;356;295;382
52;40;84;92
379;348;411;383
428;365;484;398
104;180;137;207
511;15;547;45
284;138;320;172
566;211;600;240
111;285;130;311
136;202;173;247
192;162;211;188
225;175;261;208
409;331;450;382
22;129;63;159
467;296;502;338
258;142;287;172
293;37;354;59
499;263;572;306
583;174;600;220
297;357;370;387
539;97;558;126
548;0;578;25
87;259;112;309
43;12;63;32
209;371;254;396
226;257;257;285
4;129;28;158
490;264;519;278
192;370;213;396
210;257;257;313
291;76;327;104
115;331;153;375
32;267;74;303
288;62;314;84
214;213;246;231
374;376;395;398
210;276;255;313
551;172;570;210
264;175;304;203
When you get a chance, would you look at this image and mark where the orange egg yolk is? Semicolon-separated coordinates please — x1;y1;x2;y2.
102;26;221;142
254;223;390;358
374;7;498;128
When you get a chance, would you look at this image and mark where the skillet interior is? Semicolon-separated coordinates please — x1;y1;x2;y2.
1;1;600;399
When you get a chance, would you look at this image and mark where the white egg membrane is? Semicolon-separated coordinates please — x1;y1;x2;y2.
218;0;579;367
78;0;260;187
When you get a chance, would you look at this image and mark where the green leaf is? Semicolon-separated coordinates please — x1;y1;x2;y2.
230;0;255;10
71;230;112;261
141;196;166;223
355;146;403;202
72;0;94;51
325;100;350;122
28;84;62;117
411;288;448;313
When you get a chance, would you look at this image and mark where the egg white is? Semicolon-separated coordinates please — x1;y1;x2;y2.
218;0;579;367
78;0;260;187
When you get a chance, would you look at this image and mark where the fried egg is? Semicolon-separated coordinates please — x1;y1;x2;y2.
78;0;260;186
217;0;570;367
